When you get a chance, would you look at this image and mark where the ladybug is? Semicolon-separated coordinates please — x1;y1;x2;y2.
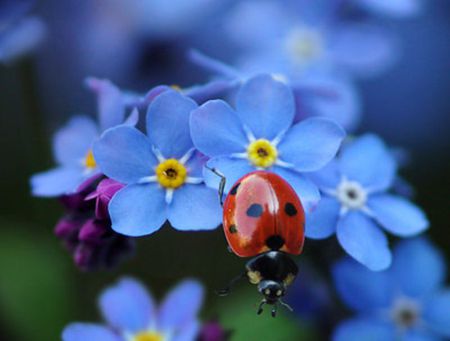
209;168;305;317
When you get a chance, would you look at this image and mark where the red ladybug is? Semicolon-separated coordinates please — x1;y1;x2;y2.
209;169;305;317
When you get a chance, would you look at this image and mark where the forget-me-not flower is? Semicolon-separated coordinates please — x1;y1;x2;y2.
332;238;450;341
93;90;222;236
30;78;137;197
190;74;346;210
63;277;204;341
190;50;361;132
224;0;398;78
306;134;429;270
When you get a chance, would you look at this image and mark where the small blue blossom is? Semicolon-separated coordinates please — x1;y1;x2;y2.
224;0;398;79
306;134;429;270
332;238;450;341
62;277;204;341
93;90;222;236
190;74;346;210
190;50;361;132
30;79;137;197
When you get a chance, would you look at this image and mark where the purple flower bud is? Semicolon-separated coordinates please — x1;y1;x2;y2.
86;178;124;220
198;321;230;341
54;218;82;239
78;219;107;244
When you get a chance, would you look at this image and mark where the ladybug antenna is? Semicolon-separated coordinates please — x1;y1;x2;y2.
279;299;293;312
204;165;226;206
257;299;267;315
216;273;245;296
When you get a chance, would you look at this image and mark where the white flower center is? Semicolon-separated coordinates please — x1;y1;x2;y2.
390;297;421;329
336;180;367;210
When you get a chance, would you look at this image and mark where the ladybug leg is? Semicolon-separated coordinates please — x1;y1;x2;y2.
271;303;278;318
204;165;226;206
257;299;266;315
216;272;245;296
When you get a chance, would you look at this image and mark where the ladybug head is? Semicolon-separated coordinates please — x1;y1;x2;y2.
256;280;293;317
258;279;285;304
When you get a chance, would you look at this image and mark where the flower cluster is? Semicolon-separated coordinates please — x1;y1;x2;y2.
22;1;447;340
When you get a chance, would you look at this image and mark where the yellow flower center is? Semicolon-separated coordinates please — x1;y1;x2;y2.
134;331;164;341
155;158;187;189
84;149;96;169
247;139;278;168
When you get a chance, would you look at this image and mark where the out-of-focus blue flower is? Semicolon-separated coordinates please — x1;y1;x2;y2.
350;0;423;18
224;0;398;79
63;277;204;341
93;90;222;236
332;238;450;341
190;50;361;132
306;134;429;270
0;0;45;63
190;74;345;210
30;79;137;197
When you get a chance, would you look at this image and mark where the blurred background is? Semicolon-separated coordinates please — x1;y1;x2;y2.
0;0;449;340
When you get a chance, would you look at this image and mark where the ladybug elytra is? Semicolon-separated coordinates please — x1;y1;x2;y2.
209;168;305;317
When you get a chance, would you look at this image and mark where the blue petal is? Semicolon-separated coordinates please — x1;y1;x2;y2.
404;328;441;341
339;134;397;191
356;0;422;18
172;320;200;341
308;160;341;191
168;185;222;231
53;115;99;167
368;194;429;237
391;238;446;299
203;157;255;193
328;23;399;78
423;290;450;338
109;183;167;236
190;100;248;157
99;277;155;333
332;257;392;312
336;212;392;271
62;323;121;341
146;90;197;159
93;126;158;184
278;117;345;172
273;166;321;212
30;167;87;197
305;197;339;239
235;74;295;140
85;78;125;131
158;280;204;332
333;318;394;341
293;73;361;132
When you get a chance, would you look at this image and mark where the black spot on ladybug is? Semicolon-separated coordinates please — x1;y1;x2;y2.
230;183;241;195
246;204;263;217
229;224;237;234
265;235;285;250
285;203;297;216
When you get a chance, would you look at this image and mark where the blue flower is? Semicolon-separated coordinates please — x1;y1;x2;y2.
190;74;346;210
62;277;204;341
332;238;450;341
93;90;222;236
306;134;429;270
224;0;398;79
30;79;137;197
190;50;361;132
0;0;45;63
